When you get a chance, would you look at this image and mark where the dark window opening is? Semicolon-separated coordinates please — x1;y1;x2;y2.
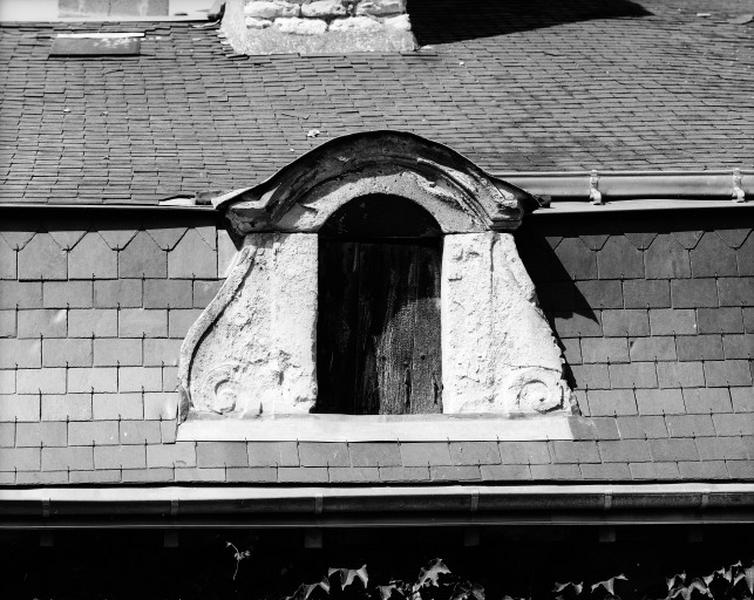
316;195;443;415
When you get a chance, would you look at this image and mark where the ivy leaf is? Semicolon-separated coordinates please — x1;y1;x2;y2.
416;558;452;588
591;574;627;596
733;565;754;594
328;565;368;589
286;579;330;600
667;573;687;593
553;581;584;596
377;582;406;600
669;578;711;600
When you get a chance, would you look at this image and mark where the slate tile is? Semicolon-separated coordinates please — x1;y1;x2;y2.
665;415;715;437
677;335;724;361
118;366;163;392
497;441;551;464
93;338;142;366
196;441;249;467
94;279;142;308
657;362;706;388
349;442;401;467
144;279;193;309
16;421;66;447
697;308;744;334
400;442;452;466
68;421;118;445
529;464;581;480
168;229;217;279
670;279;718;308
726;461;754;479
601;309;649;336
623;280;670;309
43;338;91;367
717;278;754;307
678;461;729;480
193;280;222;307
120;420;161;444
587;389;637;416
119;231;166;278
17;234;66;281
299;442;350;467
0;241;16;279
68;309;117;337
644;234;691;279
119;308;168;337
0;447;41;471
43;281;92;308
92;393;144;420
277;467;329;483
597;235;643;279
378;466;431;482
609;363;658;389
147;442;196;468
168;309;203;337
0;338;41;368
616;415;668;439
94;445;145;469
712;414;754;436
553;237;596;280
226;467;278;483
579;462;631;480
599;439;651;462
682;388;732;414
175;468;226;482
722;334;754;360
629;461;681;480
704;360;752;387
730;388;753;413
690;233;737;277
649;308;698;336
574;280;623;309
480;464;531;480
581;337;628;364
0;282;43;309
739;235;754;276
68;232;117;279
695;437;749;461
246;441;299;467
550;440;600;463
628;337;676;362
430;465;481;481
17;368;66;395
42;394;91;421
68;367;117;393
570;364;610;389
635;388;685;415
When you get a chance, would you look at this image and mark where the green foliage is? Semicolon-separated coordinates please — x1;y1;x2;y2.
261;557;754;600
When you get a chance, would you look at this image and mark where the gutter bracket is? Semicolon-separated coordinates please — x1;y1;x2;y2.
42;498;51;518
732;169;746;203
588;170;603;205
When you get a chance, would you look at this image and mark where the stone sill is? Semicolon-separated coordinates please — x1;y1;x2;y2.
176;413;575;442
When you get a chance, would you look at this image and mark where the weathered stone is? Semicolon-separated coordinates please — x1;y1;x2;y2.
301;0;346;18
273;16;327;34
180;233;318;418
245;16;272;28
244;0;299;18
328;16;382;32
441;232;569;415
355;0;405;16
384;13;410;31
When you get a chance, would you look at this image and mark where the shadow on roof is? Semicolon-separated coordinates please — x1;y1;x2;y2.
408;0;652;45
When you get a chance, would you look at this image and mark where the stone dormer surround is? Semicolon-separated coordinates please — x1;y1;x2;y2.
177;131;574;433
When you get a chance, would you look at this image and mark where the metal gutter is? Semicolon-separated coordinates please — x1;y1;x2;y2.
1;484;753;529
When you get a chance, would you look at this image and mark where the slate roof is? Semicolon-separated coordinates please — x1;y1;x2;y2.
1;0;753;204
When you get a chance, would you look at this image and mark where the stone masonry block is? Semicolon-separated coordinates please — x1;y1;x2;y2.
690;233;737;277
18;309;66;338
644;234;691;279
43;338;92;367
17;234;66;281
119;309;168;337
245;0;300;18
628;337;676;362
68;309;117;337
574;280;623;309
43;281;92;308
0;396;40;421
93;338;142;366
580;337;628;364
609;363;658;388
623;280;670;309
196;442;249;467
68;367;118;393
168;229;216;279
597;235;644;279
302;0;347;18
298;442;350;467
0;339;41;368
68;421;118;445
119;420;161;444
147;442;196;468
602;310;649;336
94;279;142;308
92;393;144;420
68;233;117;279
94;445;145;469
119;366;163;392
119;232;167;278
0;447;41;471
0;282;43;309
41;446;92;471
648;309;697;335
635;388;685;415
349;442;402;467
41;394;92;421
143;338;181;366
704;360;752;387
355;0;405;16
718;278;754;307
17;368;66;394
697;307;745;333
144;279;193;309
670;279;718;308
677;335;724;361
16;421;66;447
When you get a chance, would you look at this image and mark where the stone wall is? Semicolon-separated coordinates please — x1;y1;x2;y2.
223;0;415;54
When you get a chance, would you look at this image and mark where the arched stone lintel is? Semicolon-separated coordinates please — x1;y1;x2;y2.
216;130;539;236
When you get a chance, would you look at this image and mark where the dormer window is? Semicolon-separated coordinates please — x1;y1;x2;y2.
176;131;572;439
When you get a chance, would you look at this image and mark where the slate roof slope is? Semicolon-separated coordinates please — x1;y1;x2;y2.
1;0;753;204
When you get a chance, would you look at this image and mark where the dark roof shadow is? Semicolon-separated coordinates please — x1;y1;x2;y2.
408;0;652;45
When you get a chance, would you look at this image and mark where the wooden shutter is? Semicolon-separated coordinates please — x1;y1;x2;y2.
316;196;443;415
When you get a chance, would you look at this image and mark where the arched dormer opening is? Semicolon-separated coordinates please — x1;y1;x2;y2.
316;195;443;415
